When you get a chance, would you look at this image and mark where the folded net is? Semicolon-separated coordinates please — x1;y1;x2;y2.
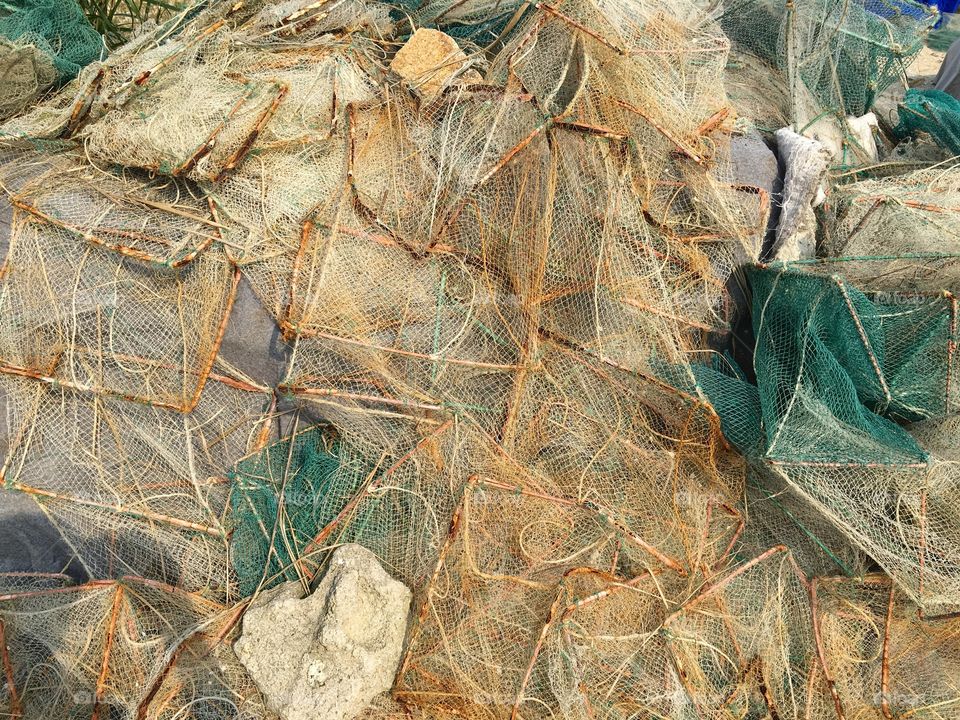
0;0;956;718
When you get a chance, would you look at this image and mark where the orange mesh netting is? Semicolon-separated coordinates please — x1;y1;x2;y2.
0;577;266;718
0;0;957;718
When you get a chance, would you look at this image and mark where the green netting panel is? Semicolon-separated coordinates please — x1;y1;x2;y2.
896;88;960;156
229;427;372;597
688;357;764;454
718;0;932;119
693;265;950;465
0;0;102;82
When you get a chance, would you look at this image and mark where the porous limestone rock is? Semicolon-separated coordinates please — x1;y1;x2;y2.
390;28;483;98
235;544;412;720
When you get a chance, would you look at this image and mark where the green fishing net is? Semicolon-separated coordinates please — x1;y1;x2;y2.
692;265;955;464
896;88;960;155
692;264;960;611
0;0;102;82
229;428;372;597
718;0;932;121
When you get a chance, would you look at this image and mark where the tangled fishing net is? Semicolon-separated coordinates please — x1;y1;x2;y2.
0;0;102;121
695;263;960;613
719;0;936;166
0;39;56;122
0;0;958;718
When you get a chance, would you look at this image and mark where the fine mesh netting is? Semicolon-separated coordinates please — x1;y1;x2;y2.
229;428;374;597
239;349;748;566
0;0;101;82
0;0;958;717
717;0;934;159
719;0;933;117
813;576;960;718
0;38;56;121
825;162;960;266
0;577;267;718
0;145;240;410
741;465;870;579
1;365;273;599
0;0;102;122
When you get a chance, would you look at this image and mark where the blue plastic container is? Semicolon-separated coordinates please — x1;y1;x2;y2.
866;0;938;17
916;0;960;15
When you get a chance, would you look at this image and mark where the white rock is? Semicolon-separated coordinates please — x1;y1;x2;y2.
235;544;412;720
845;113;879;163
772;128;832;262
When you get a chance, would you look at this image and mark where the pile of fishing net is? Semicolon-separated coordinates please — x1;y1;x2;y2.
721;0;937;164
896;87;960;153
0;0;102;120
0;0;959;718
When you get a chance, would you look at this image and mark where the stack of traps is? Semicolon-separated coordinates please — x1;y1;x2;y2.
0;0;957;718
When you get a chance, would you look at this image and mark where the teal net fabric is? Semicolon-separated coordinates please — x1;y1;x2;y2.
896;87;960;155
0;0;102;82
690;265;946;465
229;428;372;597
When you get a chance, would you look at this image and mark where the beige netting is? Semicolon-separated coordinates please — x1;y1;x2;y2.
390;476;742;717
513;568;681;720
724;48;792;133
825;164;960;264
82;39;288;182
0;147;239;411
0;0;956;717
0;571;72;594
813;575;960;719
741;466;868;580
230;342;751;716
394;483;627;716
0;577;267;719
276;343;747;576
1;365;273;599
766;442;960;616
6;147;219;266
0;38;56;122
398;544;817;719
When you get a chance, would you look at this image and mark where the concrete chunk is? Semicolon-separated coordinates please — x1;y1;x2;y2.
235;544;413;720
